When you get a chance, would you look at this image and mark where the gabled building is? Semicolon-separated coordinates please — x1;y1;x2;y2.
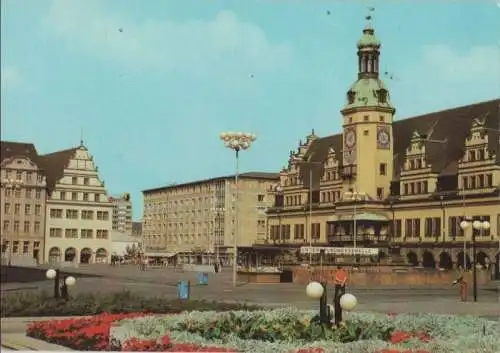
40;141;113;264
266;17;500;274
0;142;47;264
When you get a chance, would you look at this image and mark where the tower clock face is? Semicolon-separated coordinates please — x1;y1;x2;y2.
377;126;390;149
345;130;356;148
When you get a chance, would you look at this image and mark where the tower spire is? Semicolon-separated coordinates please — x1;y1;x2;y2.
357;8;380;79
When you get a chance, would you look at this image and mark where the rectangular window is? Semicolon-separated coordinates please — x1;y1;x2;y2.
84;177;89;185
24;204;31;215
65;228;78;238
34;221;40;233
83;193;89;201
25;188;32;198
35;205;41;216
81;229;93;239
311;223;320;240
72;177;78;185
50;208;63;218
16;171;22;180
60;191;66;200
97;229;109;239
26;172;32;181
23;221;30;233
35;189;41;199
66;209;78;219
23;241;29;254
257;194;264;202
376;187;384;200
13;221;20;231
50;228;63;237
14;203;20;215
4;203;10;214
72;192;78;201
379;163;387;176
3;220;10;231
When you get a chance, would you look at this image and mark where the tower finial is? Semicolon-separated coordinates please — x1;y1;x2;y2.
80;128;84;146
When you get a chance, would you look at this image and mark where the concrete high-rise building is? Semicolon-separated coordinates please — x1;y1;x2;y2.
40;141;113;264
142;172;279;264
0;142;47;265
110;193;132;234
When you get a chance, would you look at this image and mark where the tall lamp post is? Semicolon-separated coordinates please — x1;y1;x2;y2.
293;159;322;261
220;131;257;288
459;219;490;302
343;191;365;248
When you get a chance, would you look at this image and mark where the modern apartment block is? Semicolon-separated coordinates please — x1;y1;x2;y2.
110;193;133;234
40;142;113;264
0;142;47;265
142;172;279;264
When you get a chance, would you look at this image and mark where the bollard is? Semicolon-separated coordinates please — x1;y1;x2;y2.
319;281;331;324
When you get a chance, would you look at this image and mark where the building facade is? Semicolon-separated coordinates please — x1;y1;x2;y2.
266;19;500;273
142;172;278;264
110;193;133;234
131;221;142;238
41;142;114;264
0;142;47;265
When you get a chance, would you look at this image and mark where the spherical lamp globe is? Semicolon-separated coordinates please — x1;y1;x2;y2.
306;281;324;299
65;276;76;287
340;293;357;311
46;269;57;280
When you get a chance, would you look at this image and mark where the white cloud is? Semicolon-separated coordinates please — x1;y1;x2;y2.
43;0;294;75
420;44;500;83
1;65;24;91
393;44;500;116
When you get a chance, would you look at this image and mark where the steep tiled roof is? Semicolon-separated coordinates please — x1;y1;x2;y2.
304;98;500;179
0;141;39;163
38;147;79;191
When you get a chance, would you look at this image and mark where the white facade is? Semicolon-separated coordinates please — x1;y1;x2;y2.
111;230;140;257
44;145;113;264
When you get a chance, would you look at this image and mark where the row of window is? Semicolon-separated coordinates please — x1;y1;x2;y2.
3;203;42;216
69;176;91;185
3;220;42;233
49;209;110;220
1;240;41;255
56;191;104;202
462;174;494;189
3;188;42;199
464;148;489;163
48;228;109;239
402;181;428;195
269;223;321;240
269;215;496;240
2;170;44;182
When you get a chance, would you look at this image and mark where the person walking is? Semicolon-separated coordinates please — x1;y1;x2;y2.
333;266;348;325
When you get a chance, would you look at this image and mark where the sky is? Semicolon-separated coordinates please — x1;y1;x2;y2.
1;0;500;220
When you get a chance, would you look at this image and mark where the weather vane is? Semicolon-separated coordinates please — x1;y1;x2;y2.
366;6;375;21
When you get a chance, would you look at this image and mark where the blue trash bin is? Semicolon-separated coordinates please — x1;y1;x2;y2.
197;272;209;285
177;280;190;300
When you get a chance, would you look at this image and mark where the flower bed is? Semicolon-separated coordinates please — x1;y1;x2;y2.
110;310;500;353
27;309;500;353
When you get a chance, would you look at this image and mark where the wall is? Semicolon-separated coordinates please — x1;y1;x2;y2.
293;266;492;287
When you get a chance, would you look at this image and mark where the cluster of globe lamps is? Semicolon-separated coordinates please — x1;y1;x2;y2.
46;268;76;300
306;281;357;323
219;132;257;151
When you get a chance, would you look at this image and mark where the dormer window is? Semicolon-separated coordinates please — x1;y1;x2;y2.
347;91;356;104
377;89;387;103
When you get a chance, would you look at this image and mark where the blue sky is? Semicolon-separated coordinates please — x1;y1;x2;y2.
2;0;500;220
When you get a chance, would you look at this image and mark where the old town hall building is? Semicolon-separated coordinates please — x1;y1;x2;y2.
265;18;500;275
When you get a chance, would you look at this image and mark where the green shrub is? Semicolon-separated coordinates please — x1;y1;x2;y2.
0;290;260;317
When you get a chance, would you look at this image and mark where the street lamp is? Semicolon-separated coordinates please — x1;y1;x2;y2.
343;191;365;248
46;269;76;300
459;219;490;302
220;131;257;288
293;159;322;261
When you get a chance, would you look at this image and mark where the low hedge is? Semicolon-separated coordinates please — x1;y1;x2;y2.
1;290;260;317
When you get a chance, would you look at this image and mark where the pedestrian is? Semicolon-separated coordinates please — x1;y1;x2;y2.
333;265;348;325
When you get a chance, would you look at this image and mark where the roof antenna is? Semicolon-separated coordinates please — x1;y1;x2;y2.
80;127;84;146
